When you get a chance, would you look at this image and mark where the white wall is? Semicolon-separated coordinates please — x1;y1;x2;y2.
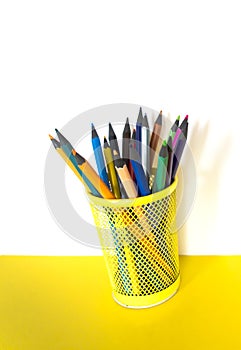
1;0;240;255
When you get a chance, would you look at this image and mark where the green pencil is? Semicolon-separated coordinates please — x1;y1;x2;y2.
152;140;168;193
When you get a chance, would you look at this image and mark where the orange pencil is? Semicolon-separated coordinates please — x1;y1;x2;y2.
72;150;115;199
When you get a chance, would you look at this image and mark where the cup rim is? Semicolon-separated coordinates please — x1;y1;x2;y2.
86;177;178;208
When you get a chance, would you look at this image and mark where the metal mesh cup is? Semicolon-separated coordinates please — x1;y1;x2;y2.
87;177;180;308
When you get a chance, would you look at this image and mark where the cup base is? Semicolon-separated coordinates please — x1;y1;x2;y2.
112;274;180;309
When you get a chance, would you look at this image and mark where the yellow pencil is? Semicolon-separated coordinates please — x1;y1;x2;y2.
103;137;121;199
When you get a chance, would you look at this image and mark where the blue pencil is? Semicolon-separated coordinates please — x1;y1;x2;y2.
91;123;110;188
130;143;151;197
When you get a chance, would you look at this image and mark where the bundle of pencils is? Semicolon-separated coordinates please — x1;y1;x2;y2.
49;109;189;200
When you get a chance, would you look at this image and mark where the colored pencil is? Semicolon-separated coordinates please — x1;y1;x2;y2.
150;110;162;163
49;134;101;197
152;140;168;193
103;137;121;199
142;113;150;179
149;111;163;189
72;150;115;199
136;107;143;160
122;117;131;167
129;128;136;181
165;135;174;187
91;123;110;188
109;122;120;156
129;144;151;197
169;115;180;141
115;158;138;198
171;117;189;181
173;115;188;149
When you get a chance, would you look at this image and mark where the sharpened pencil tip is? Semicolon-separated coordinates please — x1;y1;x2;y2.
91;123;95;130
155;111;162;125
137;107;143;125
177;115;180;120
49;134;54;140
185;115;189;120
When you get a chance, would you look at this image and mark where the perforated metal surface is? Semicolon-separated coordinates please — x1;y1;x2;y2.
88;180;179;303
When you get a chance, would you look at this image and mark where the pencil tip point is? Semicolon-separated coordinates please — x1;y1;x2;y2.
49;134;53;140
185;115;189;120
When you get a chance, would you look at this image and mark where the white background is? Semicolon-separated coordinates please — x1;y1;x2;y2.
0;0;240;255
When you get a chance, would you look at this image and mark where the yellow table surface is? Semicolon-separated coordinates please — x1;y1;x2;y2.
0;256;241;350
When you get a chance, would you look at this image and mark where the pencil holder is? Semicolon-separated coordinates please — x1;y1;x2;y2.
87;177;180;308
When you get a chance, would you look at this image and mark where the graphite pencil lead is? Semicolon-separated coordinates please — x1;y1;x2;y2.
104;136;109;148
55;129;74;150
123;117;131;134
142;113;149;128
167;135;173;149
184;115;189;121
115;157;126;168
137;107;143;125
108;122;116;139
159;140;168;157
49;134;61;149
155;110;163;126
91;123;98;139
72;151;86;166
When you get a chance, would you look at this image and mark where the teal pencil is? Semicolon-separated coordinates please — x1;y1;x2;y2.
152;140;168;193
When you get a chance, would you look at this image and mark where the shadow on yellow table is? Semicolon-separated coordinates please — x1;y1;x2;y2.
0;256;241;350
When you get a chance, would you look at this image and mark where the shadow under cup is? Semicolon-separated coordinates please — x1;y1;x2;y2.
87;178;180;308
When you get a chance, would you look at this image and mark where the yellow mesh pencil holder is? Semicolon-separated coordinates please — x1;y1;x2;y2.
87;177;180;309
